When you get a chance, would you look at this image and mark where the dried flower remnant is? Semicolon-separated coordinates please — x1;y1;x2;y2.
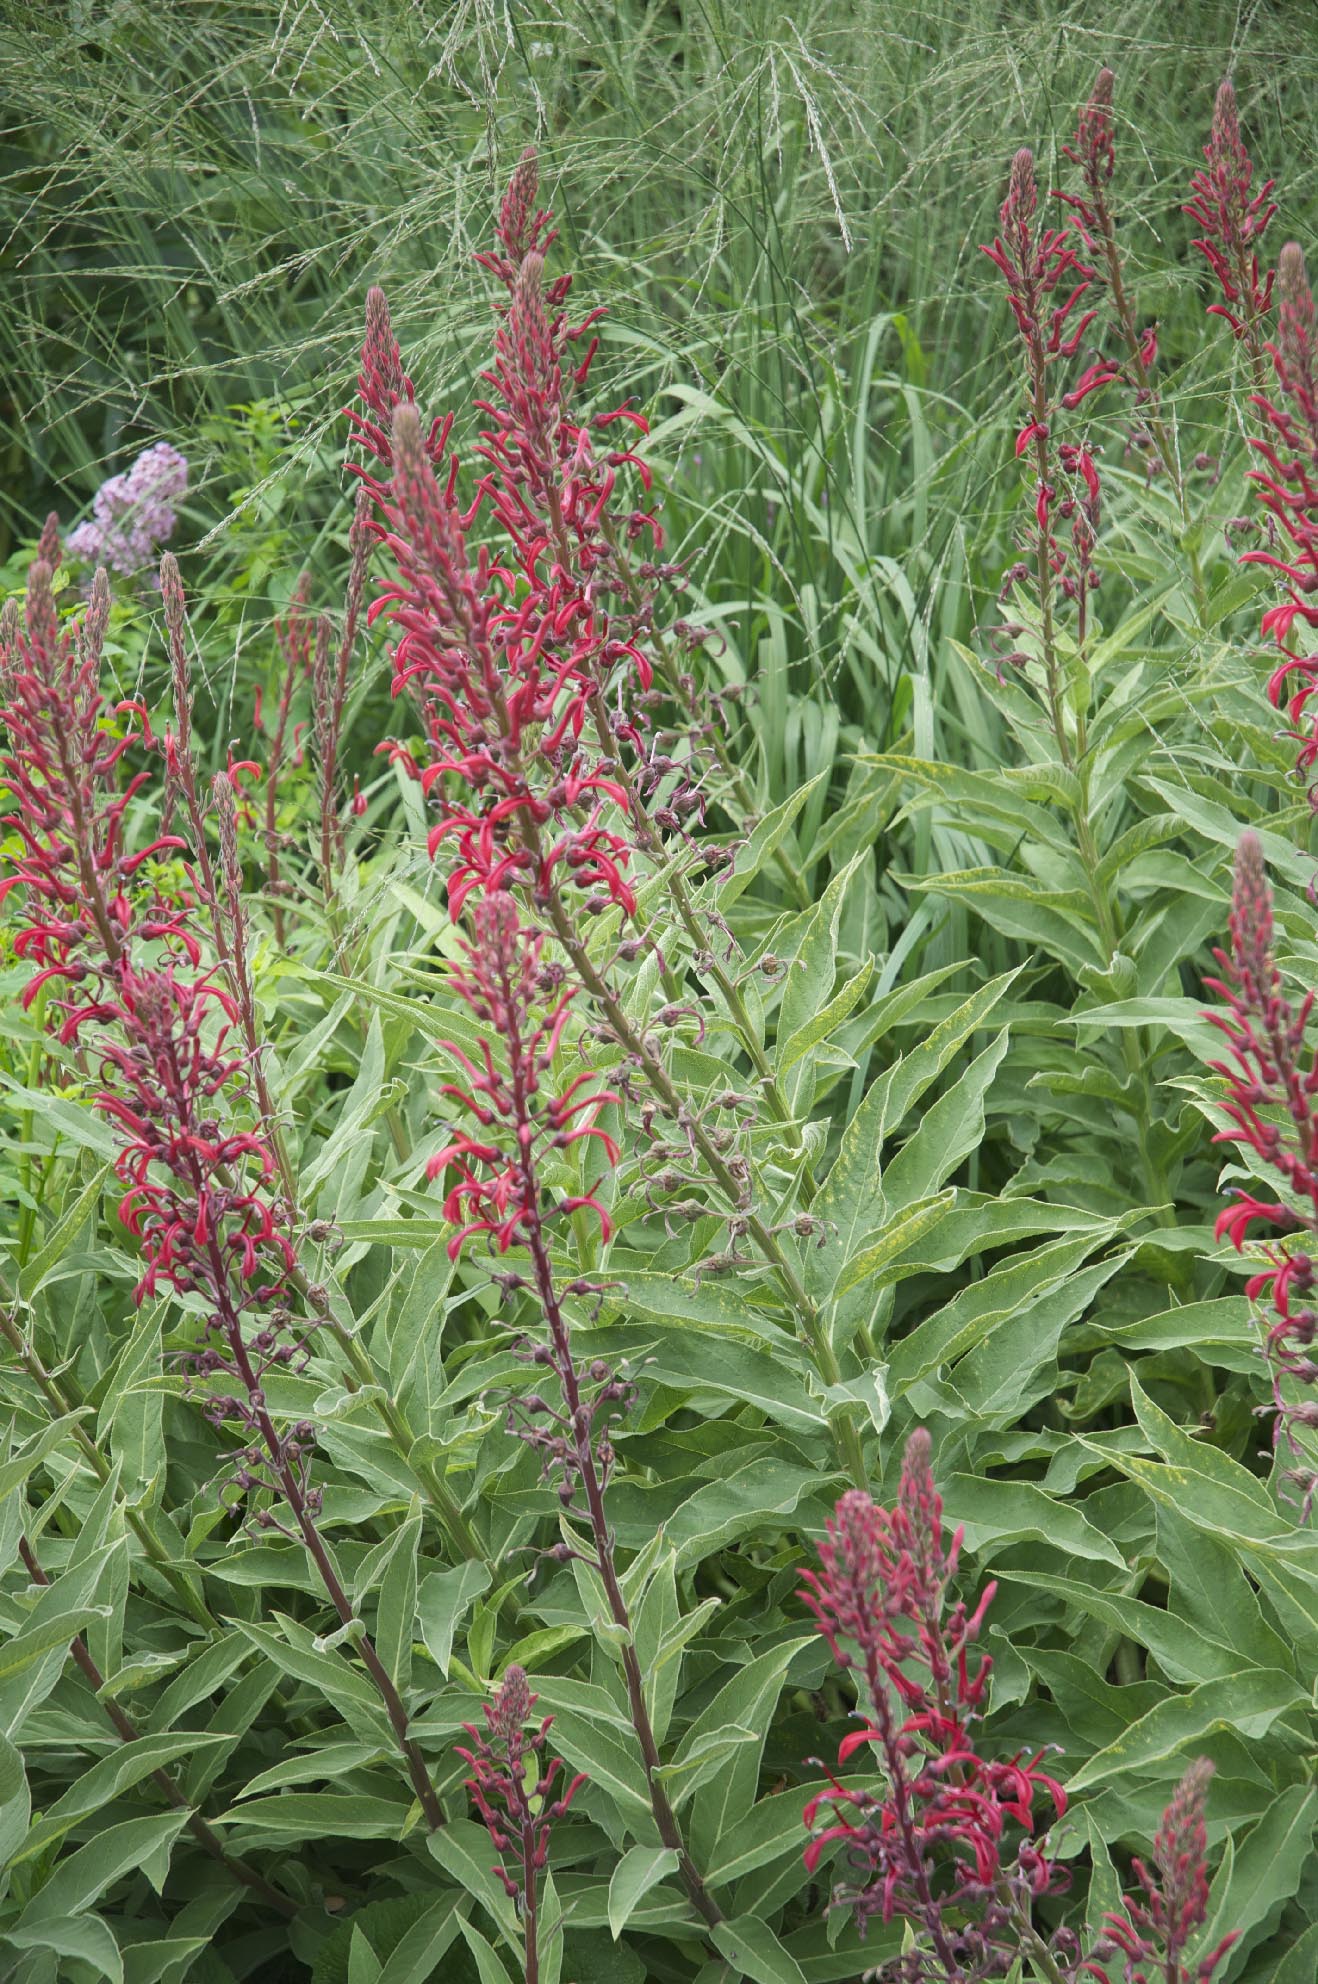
1185;77;1276;376
66;441;188;576
457;1665;586;1984
1086;1760;1238;1984
801;1431;1067;1978
1206;831;1318;1514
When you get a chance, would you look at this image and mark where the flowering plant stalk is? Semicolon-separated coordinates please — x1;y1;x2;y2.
457;1664;585;1984
801;1430;1071;1982
1059;66;1200;554
1242;242;1318;795
1206;830;1318;1513
1185;77;1276;390
356;150;870;1489
434;889;722;1928
1085;1761;1238;1984
0;545;445;1830
982;144;1107;761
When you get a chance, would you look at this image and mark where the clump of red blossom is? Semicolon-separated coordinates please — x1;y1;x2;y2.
801;1429;1069;1979
981;147;1110;710
0;531;446;1829
1185;77;1276;368
457;1664;585;1984
1206;829;1318;1515
0;537;310;1513
429;889;618;1258
1084;1760;1238;1984
1243;242;1318;800
349;145;663;923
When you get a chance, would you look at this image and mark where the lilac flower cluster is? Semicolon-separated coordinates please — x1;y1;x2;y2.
67;442;188;575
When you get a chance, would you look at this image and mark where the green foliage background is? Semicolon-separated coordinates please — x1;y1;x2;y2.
2;2;1318;1982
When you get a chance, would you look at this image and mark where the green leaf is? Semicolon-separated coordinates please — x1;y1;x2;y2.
453;1921;516;1984
17;1811;189;1925
1200;1786;1318;1973
779;956;874;1071
1020;1574;1237;1686
686;1639;811;1860
1268;1920;1318;1984
901;867;1104;969
940;1476;1126;1570
5;1913;124;1983
812;969;1021;1273
830;1190;954;1300
217;1792;411;1842
875;1027;1009;1209
0;1731;30;1876
428;1818;522;1946
418;1561;491;1679
607;1846;680;1940
17;1160;111;1301
711;1913;807;1984
16;1733;228;1863
712;772;827;909
374;1497;421;1692
1067;1672;1305;1791
887;1231;1119;1395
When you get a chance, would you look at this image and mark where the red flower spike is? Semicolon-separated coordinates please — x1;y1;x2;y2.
430;892;617;1257
350;148;665;928
457;1664;585;1904
0;554;319;1520
1204;832;1318;1515
1185;77;1276;359
1238;243;1318;804
801;1430;1068;1972
1092;1761;1238;1984
983;143;1113;688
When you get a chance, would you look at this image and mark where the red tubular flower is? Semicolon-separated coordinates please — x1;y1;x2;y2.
0;555;312;1512
350;149;661;922
982;148;1100;371
982;147;1113;707
0;554;189;1002
1243;244;1318;800
1090;1761;1238;1984
457;1662;585;1984
801;1431;1067;1974
1205;831;1318;1513
429;891;618;1257
1185;77;1276;362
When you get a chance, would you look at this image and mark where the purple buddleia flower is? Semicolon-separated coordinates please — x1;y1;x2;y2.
67;442;189;575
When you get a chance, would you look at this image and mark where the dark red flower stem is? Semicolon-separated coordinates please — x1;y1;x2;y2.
316;488;372;898
538;874;868;1487
521;1831;541;1984
495;951;720;1927
171;1117;445;1831
17;1536;298;1916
